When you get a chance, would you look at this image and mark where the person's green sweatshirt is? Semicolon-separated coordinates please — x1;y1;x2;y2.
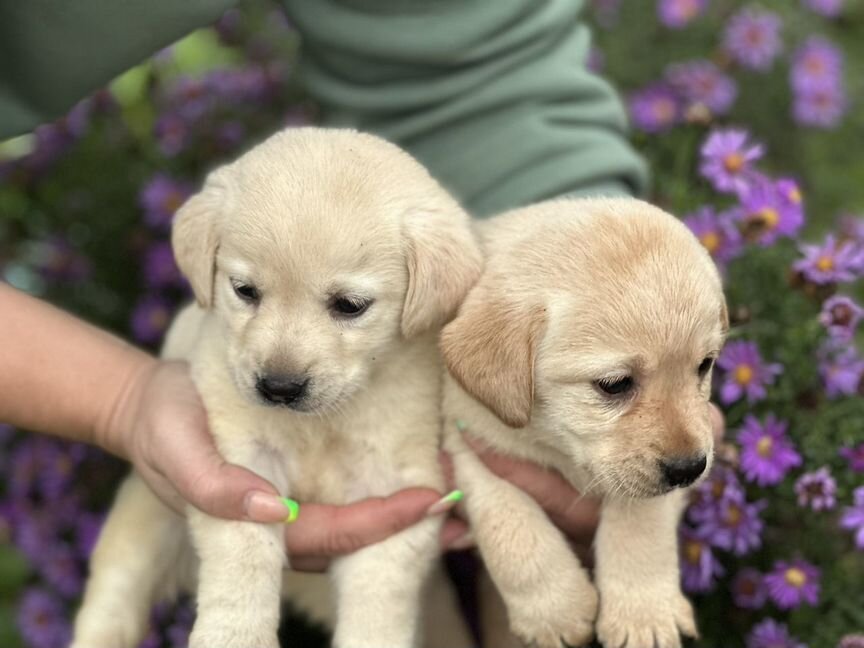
0;0;648;217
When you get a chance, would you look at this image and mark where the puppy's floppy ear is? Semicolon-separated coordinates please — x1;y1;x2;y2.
401;202;483;338
171;168;231;308
440;287;545;428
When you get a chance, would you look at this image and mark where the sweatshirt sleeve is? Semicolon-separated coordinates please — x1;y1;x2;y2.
280;0;648;216
0;0;234;139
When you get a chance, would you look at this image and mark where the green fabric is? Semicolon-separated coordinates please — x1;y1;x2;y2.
0;0;648;216
0;0;234;137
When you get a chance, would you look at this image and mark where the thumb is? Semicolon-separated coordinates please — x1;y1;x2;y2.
170;445;287;522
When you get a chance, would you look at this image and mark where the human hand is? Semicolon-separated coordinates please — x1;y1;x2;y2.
102;359;467;570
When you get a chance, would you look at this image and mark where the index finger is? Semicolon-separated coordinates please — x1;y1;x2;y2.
467;439;600;543
283;488;443;558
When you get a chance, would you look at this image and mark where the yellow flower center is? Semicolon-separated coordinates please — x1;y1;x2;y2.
785;567;807;588
653;99;677;122
679;0;699;20
685;541;702;564
700;231;721;253
787;187;802;204
724;505;742;526
757;436;774;457
723;153;745;173
735;364;754;385
816;256;834;272
757;208;780;229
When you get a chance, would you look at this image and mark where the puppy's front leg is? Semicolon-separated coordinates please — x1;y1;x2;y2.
446;429;598;648
187;507;285;648
329;515;442;648
594;492;697;648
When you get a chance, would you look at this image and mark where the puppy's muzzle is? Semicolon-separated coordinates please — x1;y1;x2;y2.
256;374;310;408
659;454;707;489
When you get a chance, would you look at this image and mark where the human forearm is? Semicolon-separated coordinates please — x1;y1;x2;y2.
0;282;154;455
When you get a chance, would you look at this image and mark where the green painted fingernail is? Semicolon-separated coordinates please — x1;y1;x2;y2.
455;419;468;431
282;498;300;524
444;489;464;503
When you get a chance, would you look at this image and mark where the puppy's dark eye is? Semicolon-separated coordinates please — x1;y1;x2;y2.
595;376;635;396
232;281;260;304
330;296;372;319
698;357;714;378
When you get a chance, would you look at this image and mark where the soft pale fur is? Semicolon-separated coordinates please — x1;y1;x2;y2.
440;198;727;648
71;128;482;648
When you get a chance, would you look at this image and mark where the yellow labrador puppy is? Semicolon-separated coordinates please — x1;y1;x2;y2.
71;128;482;648
441;198;727;648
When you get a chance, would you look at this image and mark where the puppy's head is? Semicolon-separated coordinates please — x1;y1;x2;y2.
441;198;727;498
173;128;481;413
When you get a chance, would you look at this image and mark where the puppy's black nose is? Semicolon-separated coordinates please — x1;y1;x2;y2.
660;455;707;489
256;374;309;406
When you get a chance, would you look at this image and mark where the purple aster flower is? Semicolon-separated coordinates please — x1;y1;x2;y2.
75;512;104;559
37;441;86;499
764;559;821;609
747;618;807;648
803;0;844;17
791;37;843;92
688;465;745;522
699;129;764;194
40;543;84;598
838;215;864;243
695;495;766;555
733;568;768;609
723;9;783;71
717;341;783;405
794;82;848;128
11;506;58;562
143;241;184;289
139;174;193;231
154;112;190;157
215;120;247;152
737;414;801;486
840;443;864;472
666;60;738;116
795;235;864;285
839;636;864;648
139;628;163;648
657;0;708;28
794;467;837;510
17;588;72;648
679;526;724;593
840;486;864;549
31;235;92;283
819;295;863;340
131;294;175;345
629;82;682;133
736;177;804;245
684;206;743;267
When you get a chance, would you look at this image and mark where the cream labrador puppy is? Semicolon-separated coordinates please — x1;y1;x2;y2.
71;127;482;648
440;198;727;648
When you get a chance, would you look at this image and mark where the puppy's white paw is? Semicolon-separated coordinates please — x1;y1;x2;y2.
189;622;279;648
596;587;697;648
508;570;599;648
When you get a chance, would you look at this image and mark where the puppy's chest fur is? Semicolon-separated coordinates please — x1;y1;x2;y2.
181;314;445;504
